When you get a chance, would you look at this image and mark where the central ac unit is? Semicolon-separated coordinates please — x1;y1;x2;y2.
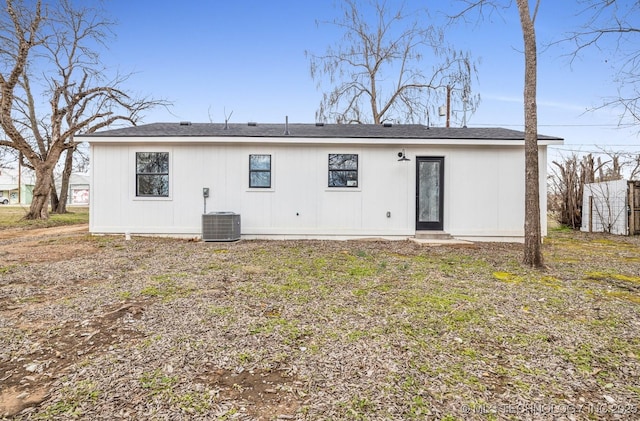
202;212;241;242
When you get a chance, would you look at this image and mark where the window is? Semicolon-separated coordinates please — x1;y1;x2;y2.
136;152;169;197
249;154;271;188
328;154;358;187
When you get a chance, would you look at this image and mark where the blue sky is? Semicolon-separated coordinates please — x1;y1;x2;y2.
100;1;638;163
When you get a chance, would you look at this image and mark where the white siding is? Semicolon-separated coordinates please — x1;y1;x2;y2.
581;179;628;235
90;140;549;241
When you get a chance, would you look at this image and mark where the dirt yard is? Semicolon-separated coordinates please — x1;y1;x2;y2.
1;225;639;420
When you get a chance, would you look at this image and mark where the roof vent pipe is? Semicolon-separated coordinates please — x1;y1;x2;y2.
223;110;233;130
284;116;290;135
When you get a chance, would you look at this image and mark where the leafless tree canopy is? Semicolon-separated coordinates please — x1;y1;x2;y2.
549;153;597;229
307;0;479;125
0;0;168;219
565;1;640;124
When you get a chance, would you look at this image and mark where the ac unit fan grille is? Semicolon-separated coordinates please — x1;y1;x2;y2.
202;212;241;242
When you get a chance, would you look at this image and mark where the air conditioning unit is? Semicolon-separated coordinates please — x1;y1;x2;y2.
202;212;241;242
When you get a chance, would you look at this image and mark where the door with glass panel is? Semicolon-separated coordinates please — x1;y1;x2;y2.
416;157;444;231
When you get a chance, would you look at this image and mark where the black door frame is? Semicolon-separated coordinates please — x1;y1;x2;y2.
416;156;444;231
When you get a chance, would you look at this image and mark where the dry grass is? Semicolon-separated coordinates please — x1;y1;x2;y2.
0;206;88;229
0;226;639;420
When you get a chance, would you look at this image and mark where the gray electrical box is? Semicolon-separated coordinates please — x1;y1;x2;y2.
202;212;241;242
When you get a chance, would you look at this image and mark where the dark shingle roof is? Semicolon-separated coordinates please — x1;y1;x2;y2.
80;122;563;141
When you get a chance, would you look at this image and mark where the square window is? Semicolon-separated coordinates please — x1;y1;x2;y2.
136;152;169;197
328;154;358;187
249;154;271;188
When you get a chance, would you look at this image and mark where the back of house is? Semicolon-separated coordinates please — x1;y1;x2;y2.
79;122;563;242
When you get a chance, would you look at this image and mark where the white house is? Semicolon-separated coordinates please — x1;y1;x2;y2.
54;172;90;205
79;122;563;242
0;168;35;205
68;172;91;205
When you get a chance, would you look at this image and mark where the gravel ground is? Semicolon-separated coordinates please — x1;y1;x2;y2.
1;226;639;420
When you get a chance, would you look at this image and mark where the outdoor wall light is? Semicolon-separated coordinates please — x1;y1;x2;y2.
397;149;410;161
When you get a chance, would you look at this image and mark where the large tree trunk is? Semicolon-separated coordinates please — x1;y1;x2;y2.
50;177;59;212
26;165;53;220
54;147;74;213
24;145;66;220
517;0;544;268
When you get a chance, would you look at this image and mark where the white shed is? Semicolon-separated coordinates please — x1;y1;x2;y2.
581;179;633;236
79;122;563;242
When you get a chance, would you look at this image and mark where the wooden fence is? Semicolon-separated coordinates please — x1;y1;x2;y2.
629;181;640;235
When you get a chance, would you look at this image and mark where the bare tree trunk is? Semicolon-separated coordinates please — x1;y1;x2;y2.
630;155;640;180
27;165;53;220
24;143;66;220
517;0;544;268
54;147;74;213
50;177;59;211
597;157;605;181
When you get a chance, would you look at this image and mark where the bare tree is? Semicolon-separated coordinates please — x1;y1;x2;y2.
0;147;16;170
565;1;640;126
549;153;602;229
0;0;167;219
453;0;544;267
306;0;479;125
630;155;640;180
593;148;629;182
517;0;544;267
550;154;582;229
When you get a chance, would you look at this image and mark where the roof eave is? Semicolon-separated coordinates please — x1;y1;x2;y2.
85;135;563;146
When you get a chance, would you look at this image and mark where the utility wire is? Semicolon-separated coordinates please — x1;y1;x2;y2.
473;123;637;128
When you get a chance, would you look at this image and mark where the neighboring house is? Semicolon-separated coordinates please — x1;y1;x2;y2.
68;173;91;205
0;168;34;205
55;172;90;205
79;122;563;242
581;179;640;236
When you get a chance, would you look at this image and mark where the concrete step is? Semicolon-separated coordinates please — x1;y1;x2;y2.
414;231;454;240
